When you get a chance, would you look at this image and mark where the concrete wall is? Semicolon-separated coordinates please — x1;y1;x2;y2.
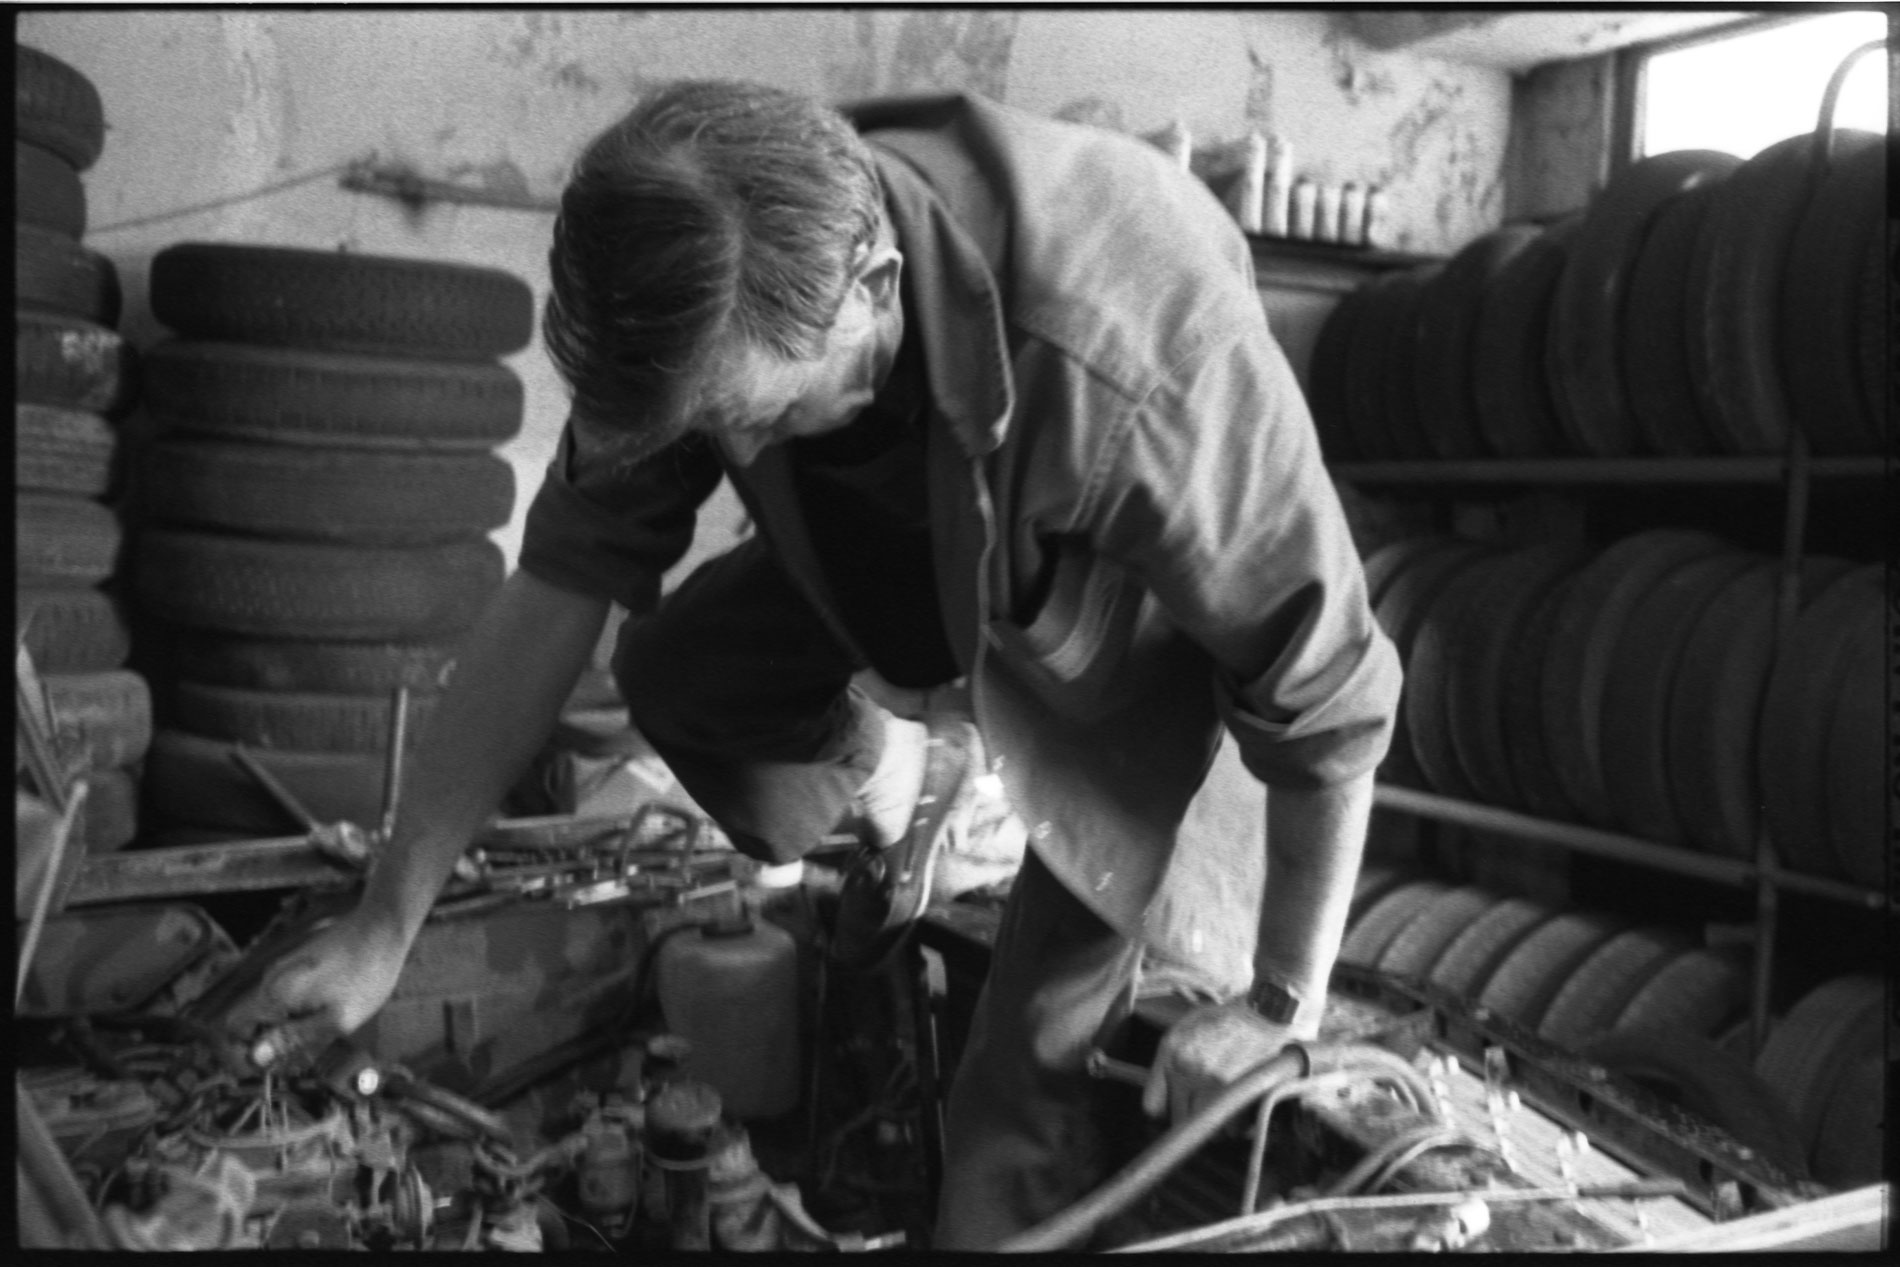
1502;54;1618;223
20;7;1511;577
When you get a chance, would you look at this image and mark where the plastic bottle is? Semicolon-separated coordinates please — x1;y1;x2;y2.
1290;178;1320;239
1262;136;1293;237
656;912;801;1120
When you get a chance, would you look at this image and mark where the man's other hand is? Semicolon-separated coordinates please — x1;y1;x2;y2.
220;910;411;1071
1140;1000;1315;1125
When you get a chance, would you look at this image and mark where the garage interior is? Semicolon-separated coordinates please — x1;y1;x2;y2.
14;7;1893;1253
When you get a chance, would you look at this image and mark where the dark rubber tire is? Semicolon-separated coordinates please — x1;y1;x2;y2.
1778;132;1884;454
15;403;117;497
17;586;131;673
16;222;121;325
1579;1027;1809;1179
1414;225;1542;459
149;242;535;360
1753;974;1887;1153
79;767;140;854
1339;880;1448;969
1373;538;1492;789
16;309;134;415
1306;285;1369;462
1500;572;1584;823
160;631;461;695
16;139;87;237
1686;135;1821;453
136;530;503;641
1405;557;1507;800
1811;1051;1885;1187
1623;183;1726;456
1475;911;1626;1032
1822;618;1886;888
1540;529;1728;826
1445;544;1585;810
142;340;525;450
1472;216;1581;458
1426;896;1552;1003
144;728;393;834
1374;885;1495;982
1547;150;1740;456
1599;549;1755;845
15;44;105;172
1757;569;1883;879
1536;925;1692;1051
1854;221;1891;439
44;669;153;770
1350;863;1412;921
1613;947;1749;1040
169;680;438;755
1338;275;1398;461
17;492;122;586
1374;265;1442;460
140;438;515;545
1361;536;1446;610
1663;561;1782;858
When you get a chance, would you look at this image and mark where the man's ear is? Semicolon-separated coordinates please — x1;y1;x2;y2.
857;244;904;310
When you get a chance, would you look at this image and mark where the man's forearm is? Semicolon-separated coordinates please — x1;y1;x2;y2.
1253;772;1376;1033
358;570;611;942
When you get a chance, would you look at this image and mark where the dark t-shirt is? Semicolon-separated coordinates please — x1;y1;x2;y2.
788;304;958;689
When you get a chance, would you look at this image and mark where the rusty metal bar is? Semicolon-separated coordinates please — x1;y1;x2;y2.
1372;785;1891;911
230;744;320;832
16;643;70;814
380;686;409;843
340;158;560;213
17;780;88;1007
1373;786;1754;886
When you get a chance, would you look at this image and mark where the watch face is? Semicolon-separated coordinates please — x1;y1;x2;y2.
1251;980;1299;1024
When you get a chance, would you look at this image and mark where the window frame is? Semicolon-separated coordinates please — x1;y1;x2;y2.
1611;9;1883;173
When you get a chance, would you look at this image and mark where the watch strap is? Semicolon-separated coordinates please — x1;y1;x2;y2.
1247;976;1302;1025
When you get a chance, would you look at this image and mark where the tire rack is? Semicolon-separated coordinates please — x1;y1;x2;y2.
1336;449;1891;1057
1322;46;1892;1059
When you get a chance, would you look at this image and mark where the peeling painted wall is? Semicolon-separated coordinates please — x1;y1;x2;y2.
20;8;1511;575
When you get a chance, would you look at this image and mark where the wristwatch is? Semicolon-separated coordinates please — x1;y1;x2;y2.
1247;976;1303;1026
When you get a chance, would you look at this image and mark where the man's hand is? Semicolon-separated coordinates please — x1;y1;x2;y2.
1140;1000;1316;1125
219;910;412;1071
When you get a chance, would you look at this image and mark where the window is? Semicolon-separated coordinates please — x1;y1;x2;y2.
1634;9;1888;160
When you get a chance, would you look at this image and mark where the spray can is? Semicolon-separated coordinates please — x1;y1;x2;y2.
656;908;800;1120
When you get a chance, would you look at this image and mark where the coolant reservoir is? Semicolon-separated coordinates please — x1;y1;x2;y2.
656;912;800;1120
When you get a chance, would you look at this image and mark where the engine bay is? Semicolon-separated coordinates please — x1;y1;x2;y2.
16;802;1867;1252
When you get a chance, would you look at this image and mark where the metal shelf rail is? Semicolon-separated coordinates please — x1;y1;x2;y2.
1373;784;1894;914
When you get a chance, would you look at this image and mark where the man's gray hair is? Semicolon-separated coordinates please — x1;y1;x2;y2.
543;80;883;453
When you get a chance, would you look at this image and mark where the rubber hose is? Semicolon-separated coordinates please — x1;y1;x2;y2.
992;1041;1439;1253
992;1046;1310;1252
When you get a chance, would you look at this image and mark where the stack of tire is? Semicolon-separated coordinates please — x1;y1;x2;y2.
17;43;150;856
1360;530;1881;884
1308;129;1886;459
1341;871;1806;1179
1752;973;1887;1188
131;242;531;839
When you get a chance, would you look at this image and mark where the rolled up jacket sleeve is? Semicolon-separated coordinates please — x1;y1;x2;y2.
1083;323;1401;790
518;418;725;615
